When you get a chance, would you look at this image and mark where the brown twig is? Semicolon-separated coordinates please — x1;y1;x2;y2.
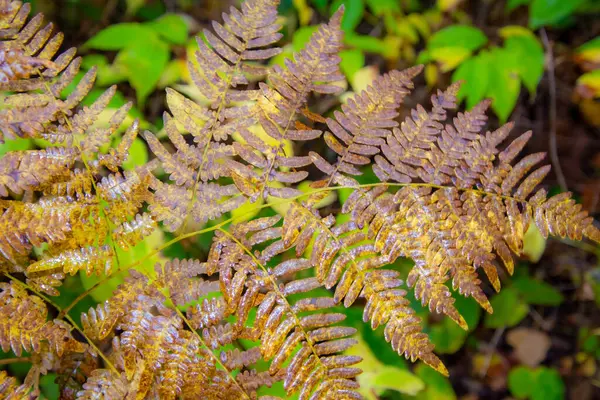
540;28;568;192
479;326;505;377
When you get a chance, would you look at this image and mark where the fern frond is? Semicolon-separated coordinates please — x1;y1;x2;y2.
154;258;219;307
207;216;362;399
230;8;345;201
0;281;85;357
26;245;113;276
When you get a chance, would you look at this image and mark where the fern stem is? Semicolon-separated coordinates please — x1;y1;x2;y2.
171;305;252;399
217;227;332;390
0;357;31;365
59;181;532;319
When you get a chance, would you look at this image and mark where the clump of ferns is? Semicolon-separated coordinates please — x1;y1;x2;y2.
1;0;599;399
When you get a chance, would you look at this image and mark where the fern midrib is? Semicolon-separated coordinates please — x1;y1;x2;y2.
217;227;333;393
180;27;252;233
54;181;528;321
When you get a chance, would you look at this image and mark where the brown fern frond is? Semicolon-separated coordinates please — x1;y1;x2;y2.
26;245;113;276
312;66;422;185
207;216;362;399
0;281;85;357
154;258;220;306
229;8;345;201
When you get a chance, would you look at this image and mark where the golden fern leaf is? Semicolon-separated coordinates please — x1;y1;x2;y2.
76;369;129;400
0;281;85;357
311;66;422;185
26;245;113;276
207;216;362;399
229;8;345;201
154;258;219;307
144;0;283;231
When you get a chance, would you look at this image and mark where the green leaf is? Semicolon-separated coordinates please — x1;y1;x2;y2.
121;137;148;171
512;277;564;306
430;47;472;72
577;69;600;98
365;0;400;16
347;336;424;399
508;366;534;399
485;287;529;328
504;35;545;96
532;367;565;400
340;49;365;82
452;53;489;108
345;33;389;56
364;367;425;396
429;318;468;354
521;223;547;263
529;0;585;29
507;0;531;11
414;364;456;400
146;14;189;45
576;36;600;54
84;23;156;50
427;25;488;52
292;26;319;52
0;138;33;157
486;47;521;123
331;0;365;33
114;36;170;105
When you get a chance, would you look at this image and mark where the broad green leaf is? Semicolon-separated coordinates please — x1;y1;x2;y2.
452;53;489;108
427;25;488;52
158;59;186;88
576;36;600;55
114;36;170;105
499;25;537;40
512;277;564;306
340;49;365;82
0;138;33;157
347;336;424;399
414;364;456;400
485;287;529;328
366;0;400;15
331;0;365;33
575;37;600;67
121;137;148;171
407;13;432;39
146;14;188;45
532;367;565;400
508;366;534;399
504;35;545;96
231;197;265;223
83;23;156;50
292;26;319;52
429;318;468;354
40;373;59;399
521;223;547;263
577;70;600;98
345;33;390;56
507;0;531;11
430;46;472;72
529;0;585;29
430;295;481;354
486;47;521;122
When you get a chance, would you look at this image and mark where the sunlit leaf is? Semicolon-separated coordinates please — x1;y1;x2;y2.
452;53;489;108
504;34;544;96
487;47;521;122
485;287;529;328
147;13;189;45
427;25;488;52
83;23;155;50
